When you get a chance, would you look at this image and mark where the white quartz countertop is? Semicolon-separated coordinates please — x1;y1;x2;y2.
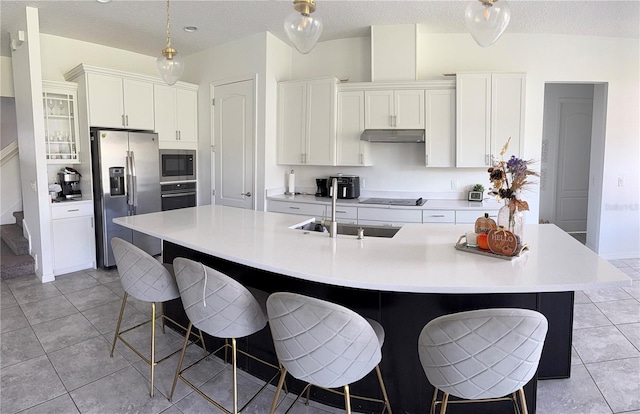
268;194;501;210
113;205;631;294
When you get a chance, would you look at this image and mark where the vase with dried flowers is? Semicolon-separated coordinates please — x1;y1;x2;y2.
488;138;539;244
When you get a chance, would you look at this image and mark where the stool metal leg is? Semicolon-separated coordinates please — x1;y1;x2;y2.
440;392;449;414
150;302;156;397
375;365;392;414
169;321;193;402
231;337;238;414
518;388;528;414
110;292;128;357
269;367;288;414
344;384;352;414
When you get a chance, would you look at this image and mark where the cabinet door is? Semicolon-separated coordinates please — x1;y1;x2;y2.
491;73;525;159
176;88;198;144
456;73;491;167
336;91;370;166
395;89;424;129
305;78;336;165
87;73;124;128
123;78;155;130
425;89;455;167
154;84;178;143
277;81;307;165
364;90;394;128
268;200;326;217
52;216;95;274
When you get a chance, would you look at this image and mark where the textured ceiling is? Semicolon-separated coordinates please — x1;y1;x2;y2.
1;1;639;58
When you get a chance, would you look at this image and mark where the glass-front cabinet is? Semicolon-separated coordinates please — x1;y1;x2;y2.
43;80;80;164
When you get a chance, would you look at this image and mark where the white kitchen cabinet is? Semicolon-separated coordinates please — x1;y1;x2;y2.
456;73;525;167
277;78;337;166
268;200;327;219
455;210;499;224
423;210;455;223
336;91;371;166
51;201;96;276
425;89;456;167
364;89;424;129
155;84;198;149
85;72;155;130
357;207;422;226
42;81;81;164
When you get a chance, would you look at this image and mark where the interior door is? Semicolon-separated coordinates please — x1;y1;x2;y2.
213;78;255;209
555;98;593;232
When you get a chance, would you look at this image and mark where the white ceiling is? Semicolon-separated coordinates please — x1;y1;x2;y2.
1;0;639;59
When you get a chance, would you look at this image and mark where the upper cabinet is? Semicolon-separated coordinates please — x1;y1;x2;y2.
277;77;337;166
425;89;456;168
154;84;198;150
336;91;371;166
85;73;155;130
43;80;81;164
364;89;424;129
456;73;525;167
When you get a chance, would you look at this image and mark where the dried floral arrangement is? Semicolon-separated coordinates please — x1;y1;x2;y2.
487;137;539;213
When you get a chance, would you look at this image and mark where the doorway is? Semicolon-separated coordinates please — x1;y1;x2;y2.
539;83;608;252
211;75;257;210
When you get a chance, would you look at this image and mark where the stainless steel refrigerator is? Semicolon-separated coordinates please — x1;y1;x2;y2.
90;129;161;268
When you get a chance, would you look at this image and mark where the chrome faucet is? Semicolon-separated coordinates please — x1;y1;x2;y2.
328;177;338;238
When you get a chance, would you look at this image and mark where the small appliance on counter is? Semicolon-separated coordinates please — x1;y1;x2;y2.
315;178;329;197
330;175;360;199
57;167;82;200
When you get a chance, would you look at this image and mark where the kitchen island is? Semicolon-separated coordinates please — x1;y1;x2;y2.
114;205;630;413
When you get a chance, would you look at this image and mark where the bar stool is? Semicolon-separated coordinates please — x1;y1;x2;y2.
109;237;205;397
169;258;282;414
266;292;392;414
417;308;548;414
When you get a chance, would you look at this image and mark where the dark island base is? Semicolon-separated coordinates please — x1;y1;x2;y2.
163;241;574;414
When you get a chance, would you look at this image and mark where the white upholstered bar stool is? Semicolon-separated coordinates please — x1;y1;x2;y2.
266;292;392;414
169;258;282;414
418;308;548;414
109;237;205;397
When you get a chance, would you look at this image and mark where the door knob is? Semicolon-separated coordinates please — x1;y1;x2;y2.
241;192;252;197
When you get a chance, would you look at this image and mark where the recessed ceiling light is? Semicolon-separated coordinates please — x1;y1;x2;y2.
96;0;112;3
183;26;198;33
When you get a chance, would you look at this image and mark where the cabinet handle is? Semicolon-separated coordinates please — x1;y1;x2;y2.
394;115;397;127
429;215;445;218
91;217;94;228
336;210;347;214
125;115;129;127
485;154;490;165
289;206;300;210
67;209;80;212
389;115;393;127
426;153;429;166
176;131;179;140
359;154;363;164
178;130;181;140
122;115;125;127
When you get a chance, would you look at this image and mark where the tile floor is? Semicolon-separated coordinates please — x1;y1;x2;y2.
1;259;639;414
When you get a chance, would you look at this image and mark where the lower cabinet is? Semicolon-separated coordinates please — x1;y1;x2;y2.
51;202;96;276
455;210;499;224
357;207;422;227
423;210;455;223
267;200;326;219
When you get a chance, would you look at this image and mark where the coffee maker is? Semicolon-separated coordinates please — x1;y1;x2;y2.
57;169;82;200
315;178;329;197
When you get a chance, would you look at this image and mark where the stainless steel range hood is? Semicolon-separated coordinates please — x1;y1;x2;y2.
360;129;425;143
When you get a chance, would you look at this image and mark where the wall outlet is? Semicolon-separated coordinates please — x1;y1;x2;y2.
618;177;624;187
450;180;458;190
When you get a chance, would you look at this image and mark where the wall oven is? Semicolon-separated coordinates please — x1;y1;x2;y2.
161;182;197;211
159;150;196;183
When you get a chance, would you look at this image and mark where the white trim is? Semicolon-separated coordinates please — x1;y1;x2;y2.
0;141;19;166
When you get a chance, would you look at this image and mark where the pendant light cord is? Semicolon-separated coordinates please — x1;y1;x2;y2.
165;0;172;48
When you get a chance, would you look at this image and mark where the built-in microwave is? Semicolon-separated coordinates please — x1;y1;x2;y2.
159;150;196;183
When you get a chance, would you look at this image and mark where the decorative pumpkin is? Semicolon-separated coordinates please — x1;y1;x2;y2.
475;213;497;234
487;228;519;256
477;233;490;250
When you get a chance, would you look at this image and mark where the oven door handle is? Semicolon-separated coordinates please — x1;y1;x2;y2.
161;192;197;198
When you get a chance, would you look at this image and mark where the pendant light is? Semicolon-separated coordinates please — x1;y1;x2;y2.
157;0;184;85
464;0;511;47
284;0;323;54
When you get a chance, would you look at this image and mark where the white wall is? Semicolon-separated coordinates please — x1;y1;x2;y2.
1;56;15;97
292;37;371;83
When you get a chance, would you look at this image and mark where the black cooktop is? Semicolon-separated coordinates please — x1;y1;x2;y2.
359;197;426;206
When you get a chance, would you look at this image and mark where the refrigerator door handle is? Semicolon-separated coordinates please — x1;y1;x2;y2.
126;151;137;214
129;150;138;211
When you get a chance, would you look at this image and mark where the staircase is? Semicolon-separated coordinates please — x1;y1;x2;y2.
1;211;35;279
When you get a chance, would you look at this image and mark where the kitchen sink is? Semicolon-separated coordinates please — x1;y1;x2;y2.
294;221;400;238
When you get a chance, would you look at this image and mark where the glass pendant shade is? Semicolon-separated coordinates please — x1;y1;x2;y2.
284;10;323;54
464;0;511;47
156;51;184;86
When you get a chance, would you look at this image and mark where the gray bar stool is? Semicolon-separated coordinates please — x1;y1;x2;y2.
266;292;392;414
418;308;548;414
169;258;282;414
109;237;205;397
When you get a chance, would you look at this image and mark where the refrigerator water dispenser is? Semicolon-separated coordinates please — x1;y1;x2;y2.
109;167;125;196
